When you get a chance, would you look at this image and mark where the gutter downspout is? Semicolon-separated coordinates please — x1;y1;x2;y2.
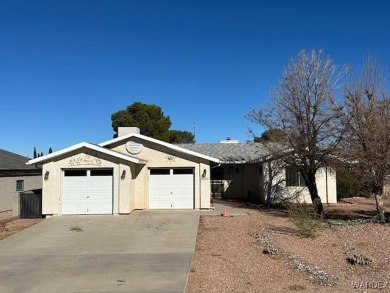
211;163;222;169
325;166;329;204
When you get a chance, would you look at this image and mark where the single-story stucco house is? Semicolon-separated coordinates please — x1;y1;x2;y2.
27;128;337;217
0;149;42;219
27;127;219;216
179;139;337;204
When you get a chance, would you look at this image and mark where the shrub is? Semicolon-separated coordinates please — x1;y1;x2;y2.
287;202;324;238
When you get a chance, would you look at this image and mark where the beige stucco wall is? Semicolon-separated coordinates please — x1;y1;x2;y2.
42;150;123;215
263;161;337;204
41;139;212;216
111;138;211;210
216;164;263;201
0;175;42;217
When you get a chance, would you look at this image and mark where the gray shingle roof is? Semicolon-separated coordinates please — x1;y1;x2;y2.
0;149;38;170
177;143;275;164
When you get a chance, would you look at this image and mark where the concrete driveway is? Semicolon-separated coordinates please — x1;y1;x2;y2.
0;211;200;293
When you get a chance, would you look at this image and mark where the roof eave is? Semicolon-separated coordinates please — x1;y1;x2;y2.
99;133;220;163
27;142;146;165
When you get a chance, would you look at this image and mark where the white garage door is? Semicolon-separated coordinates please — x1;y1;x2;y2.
62;169;113;215
149;168;194;209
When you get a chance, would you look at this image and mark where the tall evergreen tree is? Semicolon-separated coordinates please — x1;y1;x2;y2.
111;102;172;141
111;102;195;143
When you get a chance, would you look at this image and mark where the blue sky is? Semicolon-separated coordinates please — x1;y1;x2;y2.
1;0;390;157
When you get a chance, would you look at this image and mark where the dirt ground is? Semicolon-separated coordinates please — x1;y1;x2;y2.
186;197;390;293
0;218;44;240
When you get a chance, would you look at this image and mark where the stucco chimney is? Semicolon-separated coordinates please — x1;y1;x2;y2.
118;127;141;137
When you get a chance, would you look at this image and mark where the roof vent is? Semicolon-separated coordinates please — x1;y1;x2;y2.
219;138;239;144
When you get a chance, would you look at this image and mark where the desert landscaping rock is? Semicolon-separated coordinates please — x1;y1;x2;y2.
255;227;336;286
187;197;390;293
255;228;279;256
284;252;337;286
0;218;43;240
344;246;373;266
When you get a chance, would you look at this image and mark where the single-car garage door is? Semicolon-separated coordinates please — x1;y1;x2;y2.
149;168;194;209
62;169;113;215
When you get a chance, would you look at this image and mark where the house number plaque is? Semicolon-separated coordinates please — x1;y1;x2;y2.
126;141;143;154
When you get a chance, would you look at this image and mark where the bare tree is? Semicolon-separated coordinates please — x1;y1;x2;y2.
263;160;305;204
341;57;390;222
247;49;346;215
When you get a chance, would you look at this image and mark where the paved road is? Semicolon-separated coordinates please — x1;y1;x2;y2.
0;211;200;293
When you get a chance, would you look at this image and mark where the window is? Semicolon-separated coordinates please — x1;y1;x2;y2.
285;166;306;187
173;169;193;175
150;169;170;175
16;180;24;191
90;169;113;176
64;170;87;176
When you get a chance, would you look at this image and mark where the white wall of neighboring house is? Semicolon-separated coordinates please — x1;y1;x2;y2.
263;160;337;204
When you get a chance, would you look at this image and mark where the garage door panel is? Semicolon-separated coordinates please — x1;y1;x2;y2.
63;178;89;189
172;200;193;209
88;192;111;202
86;203;112;214
149;168;194;209
75;204;90;215
62;170;113;215
149;200;172;209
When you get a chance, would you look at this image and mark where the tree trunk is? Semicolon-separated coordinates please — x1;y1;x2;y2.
306;178;324;216
301;170;324;216
374;193;386;223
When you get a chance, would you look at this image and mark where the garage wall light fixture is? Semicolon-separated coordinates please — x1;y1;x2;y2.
202;169;207;178
121;170;126;180
44;171;49;181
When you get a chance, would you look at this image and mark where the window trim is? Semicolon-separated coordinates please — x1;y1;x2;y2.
285;166;306;187
16;180;24;191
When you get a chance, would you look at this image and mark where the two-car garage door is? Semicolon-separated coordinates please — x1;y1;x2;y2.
62;169;113;215
62;167;194;214
149;168;194;209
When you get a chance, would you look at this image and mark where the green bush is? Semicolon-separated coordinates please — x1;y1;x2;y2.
336;167;370;199
287;203;324;238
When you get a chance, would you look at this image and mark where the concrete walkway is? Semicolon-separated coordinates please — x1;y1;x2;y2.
0;211;199;293
201;199;247;216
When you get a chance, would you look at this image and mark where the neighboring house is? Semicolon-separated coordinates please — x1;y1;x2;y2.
179;139;337;204
0;149;42;219
27;127;219;216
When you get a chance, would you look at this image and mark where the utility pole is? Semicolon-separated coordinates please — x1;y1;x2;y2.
193;122;196;141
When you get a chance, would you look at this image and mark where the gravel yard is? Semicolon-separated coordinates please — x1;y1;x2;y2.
0;218;43;240
186;198;390;292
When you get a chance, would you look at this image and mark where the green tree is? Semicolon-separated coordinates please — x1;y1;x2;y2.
254;128;287;143
111;102;172;141
48;147;53;154
33;146;37;159
169;130;195;143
